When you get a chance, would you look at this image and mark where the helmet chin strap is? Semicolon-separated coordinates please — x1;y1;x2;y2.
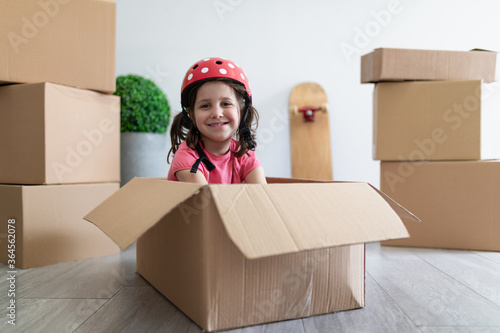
182;110;216;174
239;94;256;150
182;108;191;124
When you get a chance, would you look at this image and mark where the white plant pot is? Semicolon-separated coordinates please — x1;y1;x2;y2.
120;132;168;187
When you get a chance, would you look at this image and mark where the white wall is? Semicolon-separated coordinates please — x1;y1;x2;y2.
116;0;500;188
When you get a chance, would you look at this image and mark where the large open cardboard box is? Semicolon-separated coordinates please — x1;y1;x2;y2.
381;160;500;251
361;48;499;83
84;177;417;332
0;0;116;93
373;80;500;161
0;82;120;184
0;182;120;269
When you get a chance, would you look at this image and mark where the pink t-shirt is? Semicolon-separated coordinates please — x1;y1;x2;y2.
167;139;261;184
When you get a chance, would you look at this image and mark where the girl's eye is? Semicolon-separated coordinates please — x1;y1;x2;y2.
222;102;232;107
200;104;210;109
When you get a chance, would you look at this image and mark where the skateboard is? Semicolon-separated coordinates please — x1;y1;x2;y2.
289;82;333;180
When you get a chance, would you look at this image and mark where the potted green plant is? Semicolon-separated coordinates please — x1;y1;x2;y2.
114;74;171;186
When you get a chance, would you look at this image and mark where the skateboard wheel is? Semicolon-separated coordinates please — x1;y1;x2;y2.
320;103;328;113
289;105;299;116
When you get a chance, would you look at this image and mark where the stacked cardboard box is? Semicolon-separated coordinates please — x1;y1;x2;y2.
0;0;120;268
361;47;500;251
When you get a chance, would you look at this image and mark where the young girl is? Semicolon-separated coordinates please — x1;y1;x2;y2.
167;57;266;184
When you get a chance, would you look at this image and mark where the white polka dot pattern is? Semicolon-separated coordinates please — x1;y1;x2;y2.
181;57;252;106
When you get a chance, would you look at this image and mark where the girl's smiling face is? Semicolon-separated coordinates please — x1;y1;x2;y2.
193;81;241;154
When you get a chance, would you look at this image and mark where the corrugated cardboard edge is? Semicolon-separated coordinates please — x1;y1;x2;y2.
360;49;380;83
368;184;420;223
268;177;419;223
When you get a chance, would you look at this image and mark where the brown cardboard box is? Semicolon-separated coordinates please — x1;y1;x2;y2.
361;48;499;83
84;177;417;332
373;80;500;161
0;182;120;269
0;0;116;93
380;160;500;251
0;82;120;184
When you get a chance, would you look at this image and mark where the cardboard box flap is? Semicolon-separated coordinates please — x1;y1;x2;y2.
267;177;419;222
369;185;420;223
84;177;204;250
209;183;410;259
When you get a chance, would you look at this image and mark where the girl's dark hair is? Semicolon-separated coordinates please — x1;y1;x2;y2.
167;78;259;163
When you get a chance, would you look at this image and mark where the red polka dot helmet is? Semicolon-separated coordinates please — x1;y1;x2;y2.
181;57;252;109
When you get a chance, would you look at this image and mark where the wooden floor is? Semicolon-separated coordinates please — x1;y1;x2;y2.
1;242;500;333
